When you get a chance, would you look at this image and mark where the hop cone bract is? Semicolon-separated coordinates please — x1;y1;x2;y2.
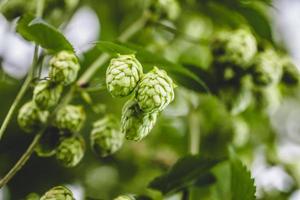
49;51;80;85
40;186;74;200
135;67;175;113
56;136;85;168
33;80;63;110
121;99;158;141
212;29;257;67
54;105;86;133
251;49;282;86
17;101;49;133
90;115;124;157
106;54;143;98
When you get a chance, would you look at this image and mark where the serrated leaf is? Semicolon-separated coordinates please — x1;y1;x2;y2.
95;41;136;55
16;14;74;52
148;155;220;195
229;147;256;200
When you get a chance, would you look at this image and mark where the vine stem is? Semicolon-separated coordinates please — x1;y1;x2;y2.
0;10;150;187
0;133;42;187
0;0;45;141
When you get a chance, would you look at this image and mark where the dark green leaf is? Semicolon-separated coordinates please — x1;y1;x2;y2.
148;155;220;195
95;41;136;55
194;173;216;187
16;14;74;52
229;147;256;200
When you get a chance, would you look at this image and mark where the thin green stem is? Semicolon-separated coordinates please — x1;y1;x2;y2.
0;132;42;188
188;110;200;155
36;0;45;17
0;46;39;140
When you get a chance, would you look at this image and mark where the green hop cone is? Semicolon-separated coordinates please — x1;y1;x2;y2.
40;186;74;200
17;101;49;133
121;99;158;141
90;115;124;157
33;80;63;110
150;0;181;21
49;51;80;85
106;54;143;98
56;136;85;168
25;193;40;200
212;28;257;68
135;67;175;113
54;105;86;133
114;194;136;200
280;56;300;86
251;49;283;86
35;126;61;157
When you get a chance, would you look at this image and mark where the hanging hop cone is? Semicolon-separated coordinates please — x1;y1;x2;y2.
114;194;136;200
280;56;300;86
90;115;124;157
212;28;257;68
251;49;283;86
33;79;63;110
18;101;49;133
25;193;40;200
135;67;175;113
40;186;74;200
150;0;181;21
106;54;143;98
56;136;85;168
49;51;80;85
54;105;86;133
121;99;158;141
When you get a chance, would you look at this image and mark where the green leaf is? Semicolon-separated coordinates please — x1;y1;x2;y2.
148;155;220;195
16;14;74;52
95;41;136;55
229;147;256;200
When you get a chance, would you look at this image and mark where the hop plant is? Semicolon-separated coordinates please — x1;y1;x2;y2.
33;80;63;110
56;136;85;168
150;0;181;21
90;115;124;157
54;105;86;133
49;51;80;85
40;186;74;200
251;49;283;86
106;54;143;98
114;194;136;200
25;193;40;200
17;101;49;133
121;99;158;141
135;67;175;113
212;28;257;68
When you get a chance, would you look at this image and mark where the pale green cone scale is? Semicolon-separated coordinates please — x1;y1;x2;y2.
121;99;158;141
135;67;175;113
40;186;74;200
90;115;124;157
49;51;80;85
106;54;143;98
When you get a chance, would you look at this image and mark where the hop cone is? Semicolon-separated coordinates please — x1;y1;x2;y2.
33;80;63;110
135;67;175;113
150;0;181;20
280;57;300;85
90;115;124;157
18;101;49;133
106;54;143;98
40;186;74;200
251;49;282;86
25;193;40;200
121;99;158;141
35;126;61;157
114;194;136;200
49;51;80;85
212;29;257;67
54;105;86;133
56;136;85;168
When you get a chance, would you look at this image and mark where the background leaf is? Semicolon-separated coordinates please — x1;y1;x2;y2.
148;155;220;195
16;14;74;52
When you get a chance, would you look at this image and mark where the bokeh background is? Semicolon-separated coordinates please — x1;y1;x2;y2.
0;0;300;199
